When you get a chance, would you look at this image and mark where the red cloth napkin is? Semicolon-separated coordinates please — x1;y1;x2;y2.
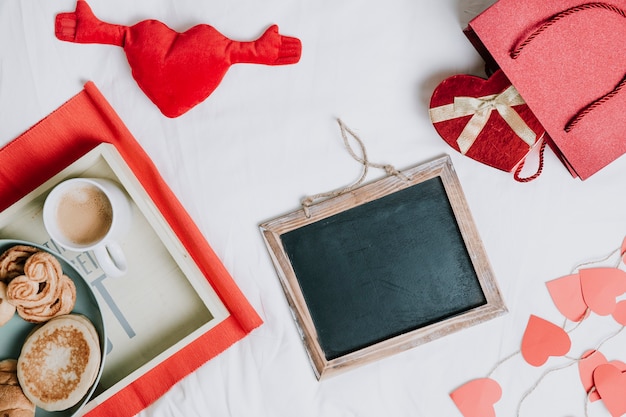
0;82;262;417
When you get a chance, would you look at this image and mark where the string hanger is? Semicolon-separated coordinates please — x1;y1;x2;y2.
301;119;408;218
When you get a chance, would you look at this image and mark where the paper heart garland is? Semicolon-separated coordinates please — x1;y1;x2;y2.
546;274;587;322
579;350;626;403
451;238;626;416
612;300;626;326
450;378;501;417
547;268;626;321
579;350;606;402
579;268;626;316
55;0;302;117
429;69;545;174
520;315;570;367
593;363;626;417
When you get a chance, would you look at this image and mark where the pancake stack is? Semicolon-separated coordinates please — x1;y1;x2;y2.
17;314;101;411
0;359;35;417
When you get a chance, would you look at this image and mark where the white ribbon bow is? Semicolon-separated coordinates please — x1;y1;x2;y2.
430;85;537;154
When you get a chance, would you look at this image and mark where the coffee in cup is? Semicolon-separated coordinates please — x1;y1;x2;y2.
43;178;132;277
55;183;113;246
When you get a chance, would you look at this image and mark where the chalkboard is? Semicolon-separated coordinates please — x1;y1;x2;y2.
260;155;506;379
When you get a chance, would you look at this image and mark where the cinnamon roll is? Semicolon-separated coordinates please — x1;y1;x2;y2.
6;252;76;323
0;246;39;283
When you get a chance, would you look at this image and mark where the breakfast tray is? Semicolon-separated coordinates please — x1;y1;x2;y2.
0;82;262;417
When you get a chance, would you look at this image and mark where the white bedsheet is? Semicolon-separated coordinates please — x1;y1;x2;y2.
2;1;625;416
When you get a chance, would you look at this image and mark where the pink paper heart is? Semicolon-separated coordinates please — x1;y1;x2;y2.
521;315;571;367
546;273;587;322
612;300;626;325
578;350;626;402
450;378;502;417
609;360;626;372
594;363;626;417
579;350;606;401
580;268;626;316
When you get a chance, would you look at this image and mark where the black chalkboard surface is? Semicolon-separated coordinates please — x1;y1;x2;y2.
281;176;487;360
260;155;506;379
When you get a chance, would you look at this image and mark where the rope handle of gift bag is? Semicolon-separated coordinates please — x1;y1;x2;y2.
510;2;626;132
514;136;548;183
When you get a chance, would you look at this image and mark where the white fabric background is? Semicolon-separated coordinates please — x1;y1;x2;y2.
2;1;626;416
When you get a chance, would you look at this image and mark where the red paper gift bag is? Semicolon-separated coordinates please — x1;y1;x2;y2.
465;1;626;180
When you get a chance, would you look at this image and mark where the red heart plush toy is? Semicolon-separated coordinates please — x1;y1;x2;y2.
55;0;302;117
430;70;546;177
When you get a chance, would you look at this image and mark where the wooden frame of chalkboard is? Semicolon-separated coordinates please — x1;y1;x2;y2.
260;155;506;379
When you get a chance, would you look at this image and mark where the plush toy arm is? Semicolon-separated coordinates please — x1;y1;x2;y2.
230;25;302;65
55;0;126;46
273;34;302;65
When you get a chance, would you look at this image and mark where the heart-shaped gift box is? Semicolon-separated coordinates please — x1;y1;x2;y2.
429;69;545;176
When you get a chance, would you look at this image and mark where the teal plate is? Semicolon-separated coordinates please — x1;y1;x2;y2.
0;239;106;417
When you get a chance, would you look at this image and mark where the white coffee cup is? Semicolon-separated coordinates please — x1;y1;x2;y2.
43;178;132;277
